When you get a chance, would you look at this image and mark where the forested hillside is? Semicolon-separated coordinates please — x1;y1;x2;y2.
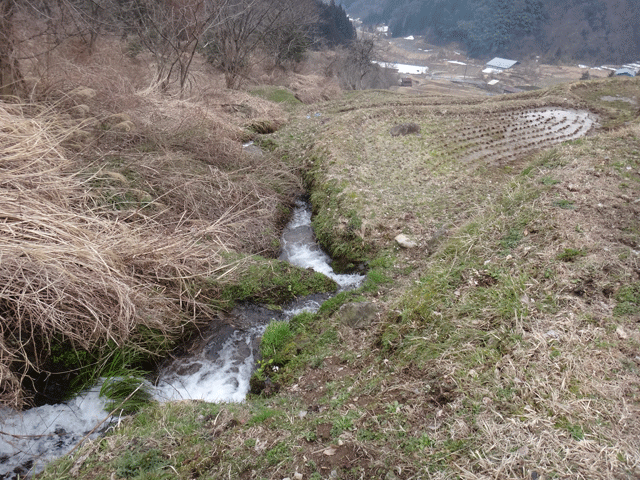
343;0;640;63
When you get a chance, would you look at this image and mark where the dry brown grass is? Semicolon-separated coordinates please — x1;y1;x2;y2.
0;100;250;408
0;34;325;408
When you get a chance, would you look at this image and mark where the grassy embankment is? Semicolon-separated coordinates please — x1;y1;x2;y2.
39;75;640;479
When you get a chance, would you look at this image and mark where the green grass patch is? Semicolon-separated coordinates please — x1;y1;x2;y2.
556;248;586;262
554;199;575;209
265;442;292;466
541;176;560;185
250;87;302;107
247;406;281;426
115;448;170;479
215;256;337;307
614;282;640;316
100;374;154;415
537;149;565;168
500;228;523;249
288;311;319;334
555;416;585;441
260;320;294;362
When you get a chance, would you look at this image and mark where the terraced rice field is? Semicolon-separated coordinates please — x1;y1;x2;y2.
278;79;640;263
290;93;601;239
452;108;597;164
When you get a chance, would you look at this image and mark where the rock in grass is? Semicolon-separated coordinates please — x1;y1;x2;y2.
336;302;378;329
389;123;420;137
395;234;418;249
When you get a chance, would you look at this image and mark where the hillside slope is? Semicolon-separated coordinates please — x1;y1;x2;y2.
345;0;640;64
40;75;640;479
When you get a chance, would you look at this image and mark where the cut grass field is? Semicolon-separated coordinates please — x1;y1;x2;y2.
38;74;640;479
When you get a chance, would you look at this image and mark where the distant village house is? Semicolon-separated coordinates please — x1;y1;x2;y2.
483;57;519;74
614;67;636;77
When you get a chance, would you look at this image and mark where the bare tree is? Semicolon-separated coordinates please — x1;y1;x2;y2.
0;0;24;96
0;0;228;96
113;0;227;92
0;0;106;96
203;0;318;89
334;38;376;90
0;0;319;96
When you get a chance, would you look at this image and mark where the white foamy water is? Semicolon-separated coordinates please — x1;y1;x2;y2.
0;386;110;479
153;327;261;403
279;202;365;290
153;297;327;404
1;201;363;477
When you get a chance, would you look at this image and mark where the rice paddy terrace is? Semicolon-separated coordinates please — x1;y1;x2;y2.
449;108;597;164
280;78;639;258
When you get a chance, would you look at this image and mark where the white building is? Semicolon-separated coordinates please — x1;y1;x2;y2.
483;57;519;74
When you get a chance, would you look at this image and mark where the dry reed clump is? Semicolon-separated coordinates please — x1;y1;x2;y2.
21;37;150;112
0;102;236;410
122;152;301;255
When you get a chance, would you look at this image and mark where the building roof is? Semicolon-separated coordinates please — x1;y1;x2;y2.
486;57;519;69
615;68;636;77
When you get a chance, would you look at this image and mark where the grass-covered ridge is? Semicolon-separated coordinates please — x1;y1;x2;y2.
40;76;640;479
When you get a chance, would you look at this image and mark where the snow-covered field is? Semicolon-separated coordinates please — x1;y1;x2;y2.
373;61;428;75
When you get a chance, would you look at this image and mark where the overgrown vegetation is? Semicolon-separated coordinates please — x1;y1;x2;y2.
0;40;315;407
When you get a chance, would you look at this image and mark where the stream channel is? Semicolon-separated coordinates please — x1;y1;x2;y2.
0;200;364;479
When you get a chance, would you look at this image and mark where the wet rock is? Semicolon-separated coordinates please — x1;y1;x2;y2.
176;362;202;376
250;376;280;396
224;378;239;390
249;375;265;395
233;342;252;360
395;234;418;249
203;324;241;361
336;302;378;329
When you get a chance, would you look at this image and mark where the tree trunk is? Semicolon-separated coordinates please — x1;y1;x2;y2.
0;0;23;97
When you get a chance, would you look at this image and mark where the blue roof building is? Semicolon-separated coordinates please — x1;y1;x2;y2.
485;57;519;70
615;68;636;77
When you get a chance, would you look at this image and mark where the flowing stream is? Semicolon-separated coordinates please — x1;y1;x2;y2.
0;201;363;479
